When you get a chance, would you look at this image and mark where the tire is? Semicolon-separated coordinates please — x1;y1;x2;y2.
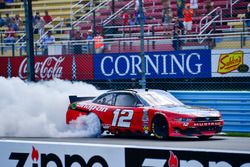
152;115;169;139
198;135;213;140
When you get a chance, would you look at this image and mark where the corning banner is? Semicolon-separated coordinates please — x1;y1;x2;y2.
0;141;125;167
0;55;94;81
94;50;211;80
212;49;250;77
125;148;250;167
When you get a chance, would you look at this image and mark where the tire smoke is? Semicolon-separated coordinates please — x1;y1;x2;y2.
0;77;101;137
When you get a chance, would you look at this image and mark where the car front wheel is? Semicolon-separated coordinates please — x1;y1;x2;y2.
152;115;169;139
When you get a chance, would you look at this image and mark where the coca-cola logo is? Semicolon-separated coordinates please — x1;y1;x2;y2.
19;56;65;80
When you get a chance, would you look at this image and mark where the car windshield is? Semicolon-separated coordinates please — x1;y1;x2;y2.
138;90;184;106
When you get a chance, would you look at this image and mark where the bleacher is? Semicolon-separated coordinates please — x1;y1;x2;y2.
0;0;249;56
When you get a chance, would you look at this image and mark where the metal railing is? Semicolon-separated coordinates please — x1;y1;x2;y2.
72;0;111;27
37;20;64;44
70;0;93;26
15;17;62;50
198;7;222;43
102;0;134;26
230;0;241;17
1;30;249;57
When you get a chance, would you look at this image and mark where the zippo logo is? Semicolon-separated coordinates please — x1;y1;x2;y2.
142;151;178;167
142;151;250;167
9;146;108;167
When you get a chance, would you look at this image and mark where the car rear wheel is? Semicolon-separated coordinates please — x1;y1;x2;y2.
198;135;213;140
152;115;169;139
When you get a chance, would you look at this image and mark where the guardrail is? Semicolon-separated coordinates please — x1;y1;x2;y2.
1;140;250;166
171;91;250;133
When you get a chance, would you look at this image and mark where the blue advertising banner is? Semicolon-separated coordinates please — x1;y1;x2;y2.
94;50;211;80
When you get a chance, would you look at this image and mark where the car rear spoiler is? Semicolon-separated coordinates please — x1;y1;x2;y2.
69;96;96;103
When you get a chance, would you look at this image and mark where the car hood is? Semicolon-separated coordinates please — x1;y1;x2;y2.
154;105;220;117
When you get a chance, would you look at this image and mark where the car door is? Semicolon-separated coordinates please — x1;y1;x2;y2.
111;93;145;133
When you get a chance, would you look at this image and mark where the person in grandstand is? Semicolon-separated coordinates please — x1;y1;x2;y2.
4;25;16;44
245;3;250;27
43;10;53;24
135;0;146;24
41;31;55;55
86;29;94;54
122;9;129;26
0;0;5;9
4;13;11;27
162;9;172;31
94;31;104;54
34;16;45;38
190;0;198;16
73;31;82;55
205;0;213;14
14;14;22;28
173;17;184;35
183;3;193;34
129;13;136;25
176;0;185;18
161;0;172;17
0;14;5;27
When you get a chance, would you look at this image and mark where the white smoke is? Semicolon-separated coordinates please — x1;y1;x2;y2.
0;77;102;137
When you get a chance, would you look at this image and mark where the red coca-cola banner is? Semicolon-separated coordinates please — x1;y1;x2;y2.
0;55;94;81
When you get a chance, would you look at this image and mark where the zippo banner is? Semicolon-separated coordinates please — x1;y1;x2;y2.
125;148;250;167
94;50;212;80
212;49;250;77
1;140;250;167
0;55;94;81
0;141;125;167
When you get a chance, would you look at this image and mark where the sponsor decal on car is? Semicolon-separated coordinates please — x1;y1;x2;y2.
194;122;222;127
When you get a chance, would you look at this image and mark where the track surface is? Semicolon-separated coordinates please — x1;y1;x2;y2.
1;135;250;152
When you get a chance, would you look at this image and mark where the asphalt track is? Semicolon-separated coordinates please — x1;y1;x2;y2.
1;135;250;152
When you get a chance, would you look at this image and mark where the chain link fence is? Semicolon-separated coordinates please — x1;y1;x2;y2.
0;35;249;91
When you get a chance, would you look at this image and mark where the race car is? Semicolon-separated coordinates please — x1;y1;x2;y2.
66;89;224;139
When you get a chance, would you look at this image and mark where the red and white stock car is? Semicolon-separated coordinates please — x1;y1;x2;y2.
66;89;224;139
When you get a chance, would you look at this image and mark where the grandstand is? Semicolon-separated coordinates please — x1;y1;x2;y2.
0;0;249;56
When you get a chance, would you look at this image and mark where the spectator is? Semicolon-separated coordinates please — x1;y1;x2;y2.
172;27;182;50
34;16;45;38
173;17;184;34
33;11;40;24
0;0;5;9
129;13;136;25
86;29;93;40
4;26;16;44
190;0;198;16
0;14;5;27
43;10;53;24
176;0;185;18
15;14;22;28
94;31;104;54
183;3;193;34
86;29;94;53
5;0;14;3
162;10;172;31
245;3;250;27
162;10;171;24
4;13;11;26
161;0;172;17
10;17;18;31
41;31;55;55
135;0;146;24
205;0;213;14
122;9;129;26
73;31;82;55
